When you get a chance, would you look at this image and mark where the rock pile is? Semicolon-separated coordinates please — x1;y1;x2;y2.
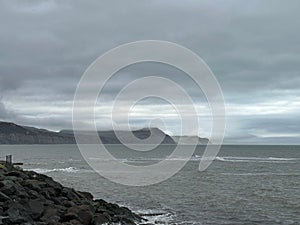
0;165;145;225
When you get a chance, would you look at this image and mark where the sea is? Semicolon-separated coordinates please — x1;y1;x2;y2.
0;145;299;225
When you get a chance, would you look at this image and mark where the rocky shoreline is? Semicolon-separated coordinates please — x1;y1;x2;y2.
0;165;146;225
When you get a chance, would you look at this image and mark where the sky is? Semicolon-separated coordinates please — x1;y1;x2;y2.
0;0;300;144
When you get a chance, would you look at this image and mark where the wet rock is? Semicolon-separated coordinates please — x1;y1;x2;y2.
62;212;79;221
0;166;144;225
27;189;40;199
78;191;94;201
3;202;30;224
40;207;60;223
93;213;111;224
66;205;94;225
94;199;143;223
40;189;51;199
62;187;82;202
21;179;45;192
0;180;17;195
2;216;27;224
27;199;44;220
5;170;29;179
63;200;76;208
0;191;10;202
67;219;83;225
53;196;68;205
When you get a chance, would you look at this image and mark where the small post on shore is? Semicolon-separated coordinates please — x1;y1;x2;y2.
6;154;13;170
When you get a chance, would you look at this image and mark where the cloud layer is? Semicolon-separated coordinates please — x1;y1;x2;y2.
0;0;300;144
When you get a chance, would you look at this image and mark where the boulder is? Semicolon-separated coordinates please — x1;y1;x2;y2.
0;180;17;195
0;166;143;225
62;188;81;202
61;212;79;222
0;191;10;202
67;205;94;225
3;202;30;224
21;179;45;192
40;207;60;223
5;170;29;179
78;191;94;201
93;213;111;224
27;199;45;220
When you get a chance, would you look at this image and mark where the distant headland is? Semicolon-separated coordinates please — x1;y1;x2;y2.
0;121;209;145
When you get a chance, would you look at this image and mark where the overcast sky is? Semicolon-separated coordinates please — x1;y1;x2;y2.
0;0;300;144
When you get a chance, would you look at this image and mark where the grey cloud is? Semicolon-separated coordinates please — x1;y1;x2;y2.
0;101;10;120
0;100;17;120
0;75;22;94
0;0;299;142
224;113;300;144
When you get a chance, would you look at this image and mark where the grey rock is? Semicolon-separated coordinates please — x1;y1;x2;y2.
3;202;30;224
27;199;44;220
0;166;143;224
40;207;60;223
61;212;79;222
0;180;17;195
5;170;29;179
0;192;10;202
94;213;111;224
67;205;94;225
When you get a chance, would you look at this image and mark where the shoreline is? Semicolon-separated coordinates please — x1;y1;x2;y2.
0;165;146;225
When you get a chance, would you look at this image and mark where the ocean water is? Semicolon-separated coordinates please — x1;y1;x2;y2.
0;145;300;224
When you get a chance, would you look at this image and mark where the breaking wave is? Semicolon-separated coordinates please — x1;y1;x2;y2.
215;156;300;163
27;167;79;173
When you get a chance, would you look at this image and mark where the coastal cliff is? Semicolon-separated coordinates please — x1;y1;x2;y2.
0;122;175;145
0;121;209;145
0;122;74;145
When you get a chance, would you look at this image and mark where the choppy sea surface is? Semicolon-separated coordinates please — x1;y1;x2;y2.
0;145;300;224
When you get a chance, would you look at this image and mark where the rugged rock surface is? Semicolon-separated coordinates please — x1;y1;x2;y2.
0;122;74;145
66;128;175;145
0;121;175;145
0;165;145;225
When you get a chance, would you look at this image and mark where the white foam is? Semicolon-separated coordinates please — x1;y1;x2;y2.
87;156;300;164
222;172;300;176
215;156;300;163
136;209;174;225
268;157;299;161
27;167;79;173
